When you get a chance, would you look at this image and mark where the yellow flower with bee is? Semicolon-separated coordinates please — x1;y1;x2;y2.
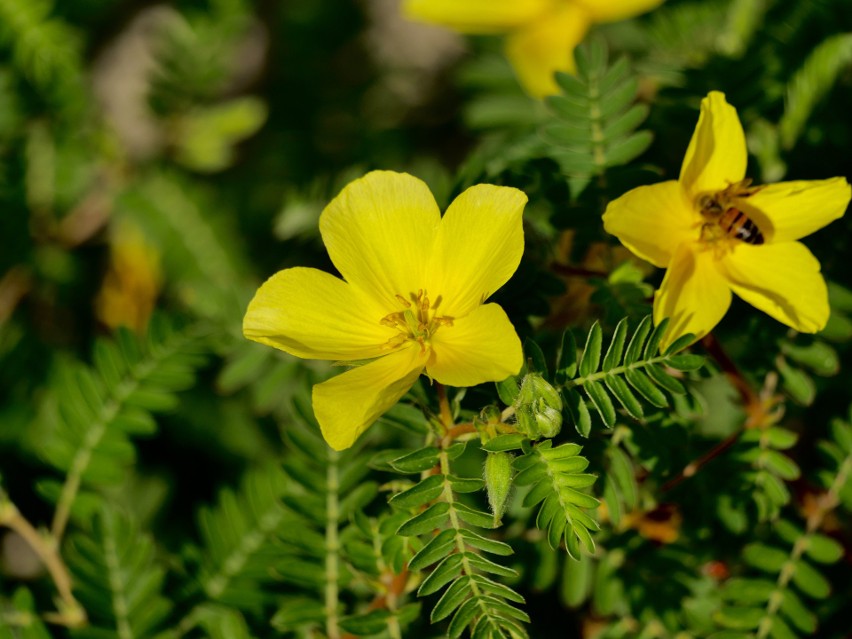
243;171;526;450
603;91;851;348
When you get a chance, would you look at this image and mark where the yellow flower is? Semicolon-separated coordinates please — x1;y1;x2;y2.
403;0;664;97
243;171;526;450
603;91;851;348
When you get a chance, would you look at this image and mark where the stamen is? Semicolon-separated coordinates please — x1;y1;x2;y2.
381;289;455;351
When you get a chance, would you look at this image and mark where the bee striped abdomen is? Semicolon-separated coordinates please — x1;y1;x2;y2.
719;207;764;245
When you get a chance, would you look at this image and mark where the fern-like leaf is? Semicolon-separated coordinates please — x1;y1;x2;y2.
272;407;379;637
31;317;208;538
390;443;528;638
65;506;171;639
196;463;289;613
714;417;852;638
542;40;652;198
556;317;703;436
514;440;599;559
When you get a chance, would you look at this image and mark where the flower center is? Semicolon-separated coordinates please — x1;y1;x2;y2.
380;289;454;352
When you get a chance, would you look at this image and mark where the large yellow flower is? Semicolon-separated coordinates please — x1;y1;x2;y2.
403;0;664;97
244;171;526;450
603;91;851;348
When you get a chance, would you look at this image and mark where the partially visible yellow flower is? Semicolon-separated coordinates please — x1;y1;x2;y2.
96;221;161;333
603;91;851;348
403;0;664;97
243;171;526;450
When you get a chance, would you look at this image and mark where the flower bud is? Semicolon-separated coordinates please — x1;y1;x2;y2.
534;401;562;438
513;374;563;439
484;451;513;526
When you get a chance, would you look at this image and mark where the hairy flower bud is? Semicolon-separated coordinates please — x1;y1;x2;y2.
484;451;514;526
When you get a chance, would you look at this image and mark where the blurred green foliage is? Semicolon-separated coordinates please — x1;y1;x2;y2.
0;0;851;638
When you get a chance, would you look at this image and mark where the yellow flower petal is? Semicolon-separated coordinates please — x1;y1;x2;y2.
654;242;731;348
602;180;698;268
403;0;552;33
320;171;441;309
737;177;851;243
312;345;428;451
505;4;591;97
429;184;526;318
576;0;665;22
721;241;829;333
679;91;747;198
426;304;523;387
243;267;391;360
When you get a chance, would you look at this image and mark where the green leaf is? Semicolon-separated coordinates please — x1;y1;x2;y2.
584;380;616;427
602;104;649;142
644;318;668;358
408;529;457;571
459;529;514;556
449;476;486;493
391;447;440;473
579;322;602;377
666;353;705;371
556;329;579;380
624;369;668;407
761;450;800;481
780;340;839;376
524;338;549;377
715;606;764;630
665;333;696;355
742;543;788;573
418;554;464;596
780;589;817;633
604;130;653;166
563;388;592;438
804;534;844;564
431;578;471;622
602;318;628;371
496;375;520;406
624;316;652;364
389;475;445;509
397;502;451;536
792;560;831;598
454;503;496;529
604;375;643;420
645;363;685;394
482;434;527;452
447;598;481;638
339;610;394;635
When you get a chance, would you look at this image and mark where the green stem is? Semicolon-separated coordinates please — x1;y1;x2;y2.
0;499;85;627
102;517;133;639
560;354;672;391
325;448;341;639
437;449;492;626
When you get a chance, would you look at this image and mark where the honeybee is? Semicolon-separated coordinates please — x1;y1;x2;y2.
698;179;765;245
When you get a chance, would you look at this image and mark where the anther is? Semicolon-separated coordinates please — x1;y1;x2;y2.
395;294;411;308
